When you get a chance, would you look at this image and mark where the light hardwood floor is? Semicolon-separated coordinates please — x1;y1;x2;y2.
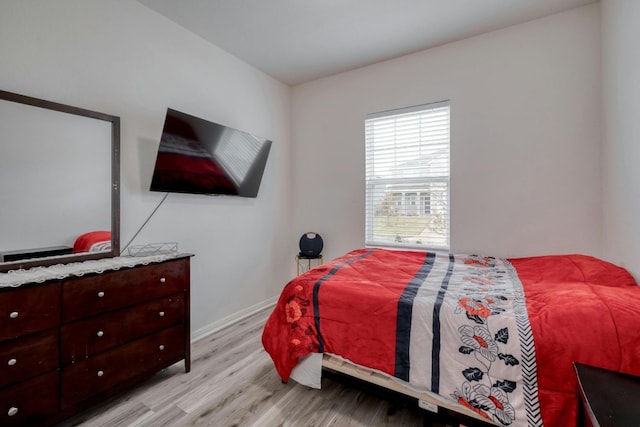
57;306;428;427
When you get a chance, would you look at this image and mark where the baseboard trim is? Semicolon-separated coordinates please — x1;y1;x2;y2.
191;296;277;343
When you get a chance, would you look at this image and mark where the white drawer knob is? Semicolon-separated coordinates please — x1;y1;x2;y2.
97;291;105;298
7;407;18;417
97;370;104;377
159;311;165;317
7;358;17;366
97;330;104;337
159;345;165;351
9;311;18;319
159;277;166;283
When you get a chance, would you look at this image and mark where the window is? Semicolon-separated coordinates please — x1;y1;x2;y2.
365;101;450;250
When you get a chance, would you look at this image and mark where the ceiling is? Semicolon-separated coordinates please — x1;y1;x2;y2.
138;0;597;86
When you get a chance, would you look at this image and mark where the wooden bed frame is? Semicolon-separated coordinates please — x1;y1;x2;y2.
322;354;497;427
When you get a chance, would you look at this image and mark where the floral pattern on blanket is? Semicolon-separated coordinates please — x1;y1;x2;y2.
450;255;522;426
282;278;320;358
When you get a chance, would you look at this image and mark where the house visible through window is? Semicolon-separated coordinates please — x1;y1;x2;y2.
365;101;450;250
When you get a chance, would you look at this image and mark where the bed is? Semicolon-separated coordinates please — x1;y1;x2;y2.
150;132;237;195
72;230;111;253
262;248;640;426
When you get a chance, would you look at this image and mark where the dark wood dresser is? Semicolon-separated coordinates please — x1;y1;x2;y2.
575;362;640;427
0;255;191;426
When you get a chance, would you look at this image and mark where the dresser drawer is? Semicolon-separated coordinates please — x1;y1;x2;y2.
0;371;59;426
62;258;188;322
0;329;58;388
61;294;184;364
0;283;60;341
62;324;184;409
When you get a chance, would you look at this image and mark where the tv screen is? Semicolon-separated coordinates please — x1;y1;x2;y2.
150;109;272;198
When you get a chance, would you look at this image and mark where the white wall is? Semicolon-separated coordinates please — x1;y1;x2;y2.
292;4;602;261
0;0;293;333
601;0;640;278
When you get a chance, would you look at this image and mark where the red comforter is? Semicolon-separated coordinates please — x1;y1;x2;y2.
511;254;640;425
262;249;640;426
150;152;236;195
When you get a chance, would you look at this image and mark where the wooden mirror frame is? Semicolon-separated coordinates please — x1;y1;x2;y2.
0;89;120;272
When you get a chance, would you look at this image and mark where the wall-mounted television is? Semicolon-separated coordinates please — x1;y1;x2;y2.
150;108;272;198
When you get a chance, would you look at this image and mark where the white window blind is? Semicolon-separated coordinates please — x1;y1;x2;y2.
365;101;450;250
214;129;264;186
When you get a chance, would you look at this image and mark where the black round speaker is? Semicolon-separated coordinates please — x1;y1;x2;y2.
299;232;323;257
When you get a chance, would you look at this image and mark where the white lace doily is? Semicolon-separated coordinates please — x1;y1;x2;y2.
0;253;188;288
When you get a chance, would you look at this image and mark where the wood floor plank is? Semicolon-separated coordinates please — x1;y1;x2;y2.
57;306;428;427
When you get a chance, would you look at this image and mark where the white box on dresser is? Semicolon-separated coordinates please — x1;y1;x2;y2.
0;253;192;426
